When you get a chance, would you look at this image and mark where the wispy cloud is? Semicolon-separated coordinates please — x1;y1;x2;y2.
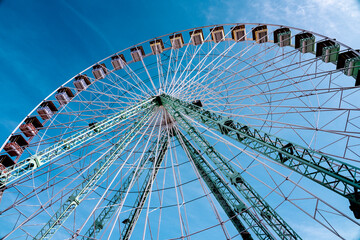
200;1;360;239
61;0;115;52
294;221;360;240
204;0;360;48
257;0;360;48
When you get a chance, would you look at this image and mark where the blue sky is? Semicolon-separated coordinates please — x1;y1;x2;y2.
1;0;360;142
1;0;360;239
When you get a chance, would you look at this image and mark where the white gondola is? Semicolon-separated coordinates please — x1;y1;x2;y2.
55;87;74;106
92;64;108;80
20;116;43;137
74;74;91;91
150;39;164;54
190;29;204;45
111;54;126;70
130;46;145;62
211;26;225;43
37;101;57;120
169;33;184;49
252;25;268;43
4;135;28;157
231;25;246;41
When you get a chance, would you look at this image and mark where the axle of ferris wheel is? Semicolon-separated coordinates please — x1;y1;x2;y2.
158;94;360;220
1;94;359;240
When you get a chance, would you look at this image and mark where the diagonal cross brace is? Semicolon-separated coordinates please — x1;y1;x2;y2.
34;108;154;240
120;133;169;240
175;130;266;240
82;134;169;239
168;108;300;239
0;98;156;188
160;95;360;218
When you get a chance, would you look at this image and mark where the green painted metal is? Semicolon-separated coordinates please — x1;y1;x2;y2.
82;134;169;239
169;109;300;240
0;98;156;188
344;57;360;78
160;94;360;212
299;36;315;53
175;130;263;240
24;92;360;239
321;44;339;63
121;133;169;240
34;109;154;240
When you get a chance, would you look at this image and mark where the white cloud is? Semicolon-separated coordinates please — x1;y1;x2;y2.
62;0;115;52
295;221;360;240
200;1;360;239
204;0;360;49
252;0;360;48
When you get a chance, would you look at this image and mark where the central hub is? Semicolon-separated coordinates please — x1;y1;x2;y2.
154;95;162;106
153;93;166;106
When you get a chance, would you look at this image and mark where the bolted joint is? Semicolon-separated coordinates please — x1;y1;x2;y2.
62;139;71;150
153;95;163;106
219;119;235;135
261;208;273;221
206;146;214;153
234;202;247;213
230;172;244;185
95;220;104;229
122;218;130;224
348;192;360;219
27;155;42;169
89;122;101;133
68;195;80;206
279;143;295;163
191;99;203;107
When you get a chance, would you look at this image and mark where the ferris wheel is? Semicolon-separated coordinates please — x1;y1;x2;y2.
0;23;359;240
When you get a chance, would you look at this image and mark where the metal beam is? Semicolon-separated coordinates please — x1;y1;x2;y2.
81;134;169;239
175;130;265;240
34;109;154;240
0;98;156;188
121;133;169;240
169;109;300;239
160;95;360;217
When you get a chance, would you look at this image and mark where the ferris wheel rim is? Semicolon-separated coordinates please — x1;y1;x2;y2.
1;22;360;240
2;22;360;152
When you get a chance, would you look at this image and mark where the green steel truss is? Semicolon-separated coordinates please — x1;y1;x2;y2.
0;98;156;188
160;95;360;217
120;133;169;240
34;109;154;240
82;134;169;239
11;93;359;239
168;109;300;239
175;130;269;240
